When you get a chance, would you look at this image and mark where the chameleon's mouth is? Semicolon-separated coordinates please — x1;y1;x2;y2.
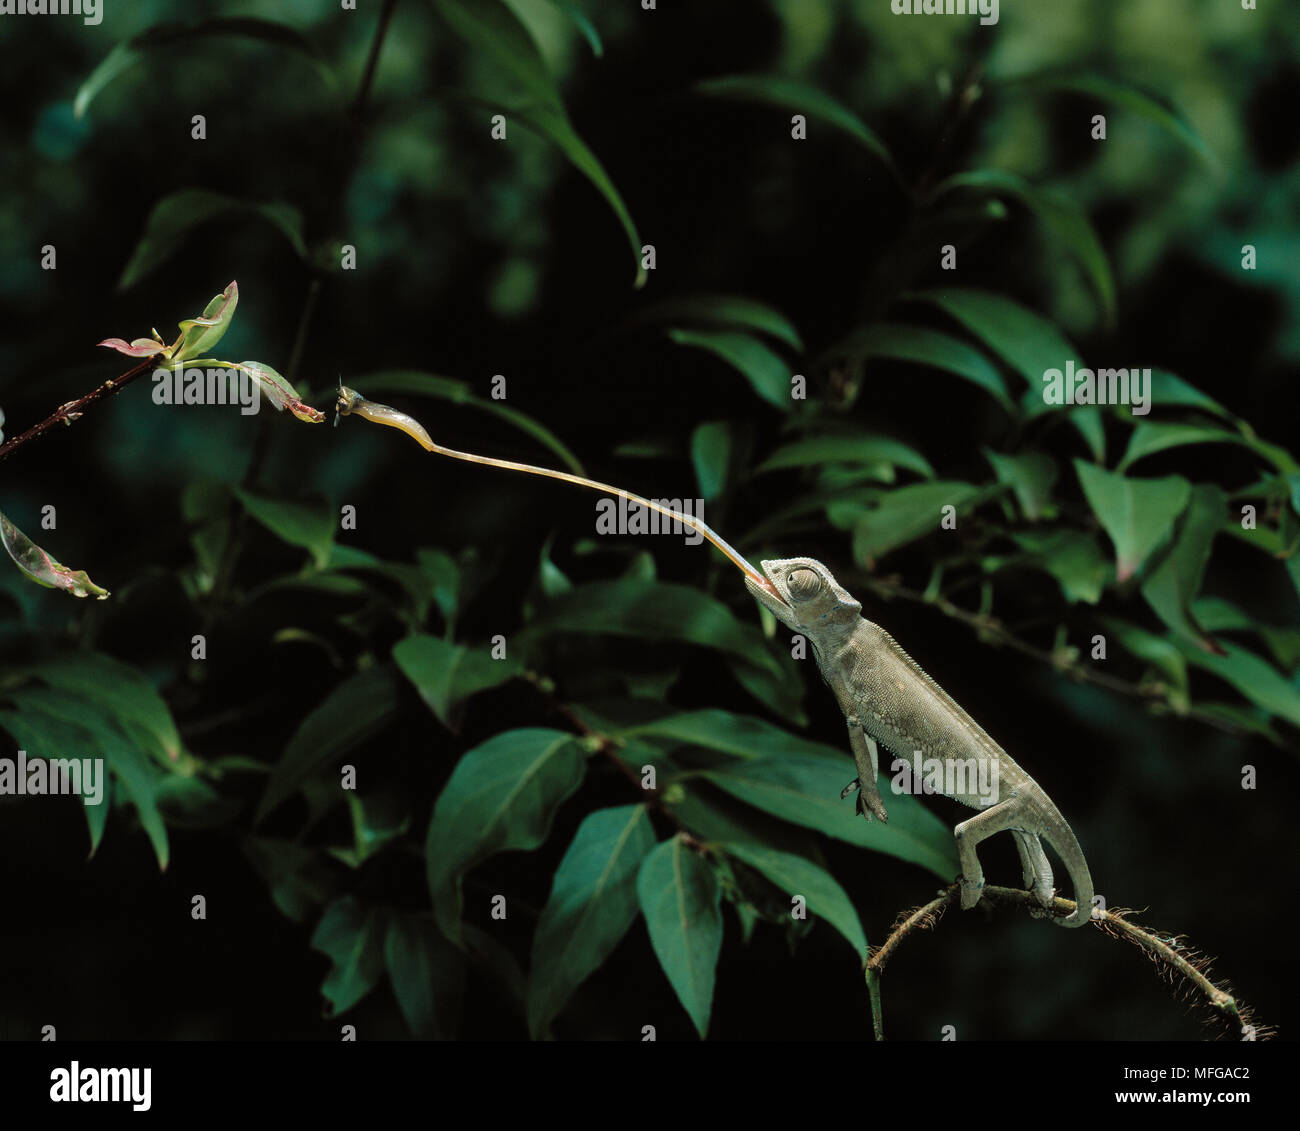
743;563;789;609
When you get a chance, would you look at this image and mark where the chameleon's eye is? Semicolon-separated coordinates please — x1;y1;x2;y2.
786;568;822;599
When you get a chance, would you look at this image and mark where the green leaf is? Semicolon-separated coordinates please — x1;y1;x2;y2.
1146;370;1232;419
1002;71;1217;168
432;0;642;284
255;666;402;824
985;450;1057;521
426;728;588;944
1141;484;1227;646
913;288;1080;388
85;775;112;858
663;779;825;861
518;579;796;718
756;434;935;480
617;708;841;764
719;841;866;956
1179;643;1300;728
242;837;339;923
696;74;896;176
1100;617;1190;703
1073;461;1191;582
174;280;238;361
0;689;168;869
837;323;1011;408
691;421;733;502
726;658;808;728
27;651;184;765
636;836;723;1038
1011;528;1111;604
544;0;602;56
667;328;792;410
418;548;461;623
1118;422;1247;470
120;192;306;290
528;804;656;1037
701;755;958;880
463;923;530;1018
1100;616;1190;698
509;104;646;288
385;913;466;1039
1070;405;1107;463
0;510;109;599
932;170;1116;324
434;0;563;110
852;481;987;564
334;792;410;868
234;487;334;569
310;896;388;1016
628;293;803;350
74;17;336;121
154;775;242;829
392;633;521;728
355;370;584;474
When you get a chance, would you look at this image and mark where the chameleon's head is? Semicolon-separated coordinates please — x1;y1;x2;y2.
744;557;861;633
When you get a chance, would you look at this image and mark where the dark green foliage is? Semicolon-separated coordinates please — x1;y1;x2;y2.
1;0;1296;1042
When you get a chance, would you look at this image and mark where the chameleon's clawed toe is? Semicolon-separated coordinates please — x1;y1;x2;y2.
840;777;860;800
958;875;985;910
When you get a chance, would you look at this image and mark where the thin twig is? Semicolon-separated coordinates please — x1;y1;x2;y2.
861;575;1246;736
865;882;1269;1040
0;356;157;464
521;671;682;826
867;884;957;976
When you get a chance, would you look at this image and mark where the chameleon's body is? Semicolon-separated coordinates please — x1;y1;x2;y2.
745;557;1094;927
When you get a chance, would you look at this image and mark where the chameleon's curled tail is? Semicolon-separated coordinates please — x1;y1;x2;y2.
1041;812;1094;928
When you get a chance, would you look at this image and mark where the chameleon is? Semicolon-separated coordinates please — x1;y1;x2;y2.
744;557;1095;927
336;384;1094;926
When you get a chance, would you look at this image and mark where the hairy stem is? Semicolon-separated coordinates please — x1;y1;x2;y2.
866;883;1267;1040
0;356;157;465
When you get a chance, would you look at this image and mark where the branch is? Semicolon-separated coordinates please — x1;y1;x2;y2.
0;356;157;464
865;883;1270;1040
861;575;1246;736
520;670;684;828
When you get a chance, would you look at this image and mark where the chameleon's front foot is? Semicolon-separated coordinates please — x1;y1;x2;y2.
843;777;889;822
958;873;985;911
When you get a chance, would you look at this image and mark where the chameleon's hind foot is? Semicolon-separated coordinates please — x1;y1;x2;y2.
958;874;985;910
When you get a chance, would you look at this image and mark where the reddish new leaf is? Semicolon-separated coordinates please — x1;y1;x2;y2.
98;336;166;358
